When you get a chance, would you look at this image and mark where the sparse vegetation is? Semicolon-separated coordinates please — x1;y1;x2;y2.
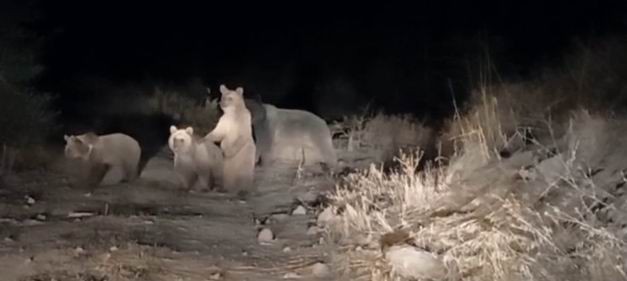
0;3;57;173
326;39;627;281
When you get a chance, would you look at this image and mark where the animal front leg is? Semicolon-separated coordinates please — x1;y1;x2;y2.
85;163;110;190
176;169;197;192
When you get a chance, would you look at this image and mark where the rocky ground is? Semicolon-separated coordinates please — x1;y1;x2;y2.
0;144;373;281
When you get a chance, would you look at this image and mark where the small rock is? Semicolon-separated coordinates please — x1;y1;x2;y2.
25;196;36;205
74;246;86;256
291;205;307;216
35;214;46;221
282;246;292;253
316;207;335;226
306;226;320;236
67;212;95;218
257;228;275;243
3;237;14;243
208;272;222;280
270;213;290;222
311;262;331;278
283;272;302;279
385;245;447;280
242;250;248;256
109;246;118;252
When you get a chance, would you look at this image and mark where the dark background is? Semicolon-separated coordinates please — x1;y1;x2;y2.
8;0;627;121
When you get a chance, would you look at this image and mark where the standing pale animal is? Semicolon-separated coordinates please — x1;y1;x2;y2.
168;125;223;192
204;84;256;197
245;97;337;169
63;132;141;188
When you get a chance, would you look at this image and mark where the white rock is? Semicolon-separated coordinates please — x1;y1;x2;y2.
384;245;446;280
306;226;321;236
282;246;292;252
208;272;222;280
316;207;335;226
257;228;275;243
109;246;118;252
283;272;302;279
311;262;331;278
25;196;35;205
291;205;307;216
271;213;290;222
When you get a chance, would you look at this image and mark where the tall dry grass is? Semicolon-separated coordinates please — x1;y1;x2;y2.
326;40;627;280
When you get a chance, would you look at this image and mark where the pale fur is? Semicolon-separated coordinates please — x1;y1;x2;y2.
168;126;223;192
259;103;337;168
204;85;256;196
63;132;141;187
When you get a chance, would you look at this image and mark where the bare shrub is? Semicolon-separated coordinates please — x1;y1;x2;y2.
327;107;627;280
333;111;434;164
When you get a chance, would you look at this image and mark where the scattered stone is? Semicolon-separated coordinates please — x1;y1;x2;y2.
74;246;86;257
316;207;335;226
25;195;36;205
22;219;43;226
306;226;321;236
283;272;302;279
311;262;331;278
282;246;292;253
35;214;46;221
3;237;14;243
270;213;290;222
242;250;248;256
291;205;307;216
384;245;446;280
67;212;95;218
257;228;275;243
208;272;222;280
109;246;118;252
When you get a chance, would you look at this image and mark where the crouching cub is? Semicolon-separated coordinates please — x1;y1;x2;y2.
169;125;224;192
64;132;141;188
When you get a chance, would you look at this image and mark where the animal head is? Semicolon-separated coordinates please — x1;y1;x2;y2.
168;125;195;154
218;84;246;113
63;133;96;160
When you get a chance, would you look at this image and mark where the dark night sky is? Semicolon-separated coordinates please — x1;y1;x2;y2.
20;0;627;119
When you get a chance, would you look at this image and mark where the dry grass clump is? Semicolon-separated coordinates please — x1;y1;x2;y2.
327;99;627;281
333;111;434;163
147;87;220;135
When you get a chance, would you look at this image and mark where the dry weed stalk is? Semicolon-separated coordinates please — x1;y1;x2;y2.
328;99;627;281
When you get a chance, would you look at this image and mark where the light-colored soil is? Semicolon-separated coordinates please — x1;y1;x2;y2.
0;145;374;281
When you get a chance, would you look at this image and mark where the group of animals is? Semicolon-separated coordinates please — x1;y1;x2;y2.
63;85;338;197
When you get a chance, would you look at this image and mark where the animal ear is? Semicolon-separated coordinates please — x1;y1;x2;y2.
235;87;244;96
185;127;194;135
170;125;177;134
219;84;228;95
